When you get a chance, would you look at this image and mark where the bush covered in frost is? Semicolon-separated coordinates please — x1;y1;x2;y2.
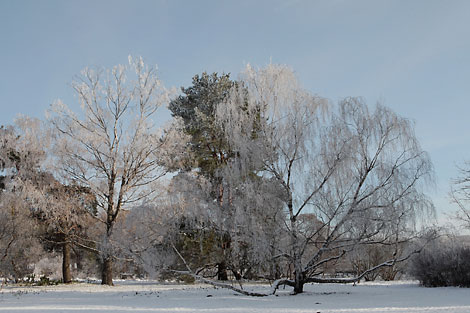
409;239;470;287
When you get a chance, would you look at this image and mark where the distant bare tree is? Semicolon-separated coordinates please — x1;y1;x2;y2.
451;162;470;230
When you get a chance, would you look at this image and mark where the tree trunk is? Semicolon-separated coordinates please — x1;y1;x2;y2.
62;241;72;283
231;269;242;280
101;257;113;286
293;271;304;294
287;191;304;294
217;261;228;281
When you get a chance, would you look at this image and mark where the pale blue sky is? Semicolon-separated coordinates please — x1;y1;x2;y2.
1;0;470;223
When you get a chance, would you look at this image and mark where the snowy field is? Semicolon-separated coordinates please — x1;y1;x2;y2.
0;280;469;313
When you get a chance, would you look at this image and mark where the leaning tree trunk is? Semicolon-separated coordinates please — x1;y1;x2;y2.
62;240;72;283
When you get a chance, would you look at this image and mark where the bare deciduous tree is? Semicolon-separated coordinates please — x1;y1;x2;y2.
451;162;470;230
48;57;178;285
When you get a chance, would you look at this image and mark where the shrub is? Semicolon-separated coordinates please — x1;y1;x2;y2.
409;239;470;287
35;276;59;286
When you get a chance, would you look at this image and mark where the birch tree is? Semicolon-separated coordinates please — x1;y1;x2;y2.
48;57;175;285
215;64;434;294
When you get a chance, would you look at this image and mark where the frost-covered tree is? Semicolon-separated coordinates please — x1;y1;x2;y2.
165;168;284;283
48;57;178;285
1;118;100;284
168;72;237;178
0;117;48;178
31;182;97;283
409;235;470;287
215;64;434;294
168;72;253;280
0;118;48;281
0;192;44;282
451;162;470;230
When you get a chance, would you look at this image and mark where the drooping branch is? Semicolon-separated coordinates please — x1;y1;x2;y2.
171;244;268;297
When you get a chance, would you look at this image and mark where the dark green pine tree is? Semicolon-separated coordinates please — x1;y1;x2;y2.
169;73;239;280
169;72;266;281
169;72;237;180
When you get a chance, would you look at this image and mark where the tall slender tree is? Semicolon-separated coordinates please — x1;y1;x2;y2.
168;72;239;280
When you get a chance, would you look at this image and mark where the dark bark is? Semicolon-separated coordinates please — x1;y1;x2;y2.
62;241;72;283
100;175;117;286
287;190;305;294
293;279;304;294
174;269;268;297
101;257;113;286
231;269;242;280
217;261;228;280
293;270;305;294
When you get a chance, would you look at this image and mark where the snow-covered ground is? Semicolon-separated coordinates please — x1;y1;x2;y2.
0;280;469;312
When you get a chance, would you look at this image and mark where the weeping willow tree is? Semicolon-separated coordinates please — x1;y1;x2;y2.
212;64;435;295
